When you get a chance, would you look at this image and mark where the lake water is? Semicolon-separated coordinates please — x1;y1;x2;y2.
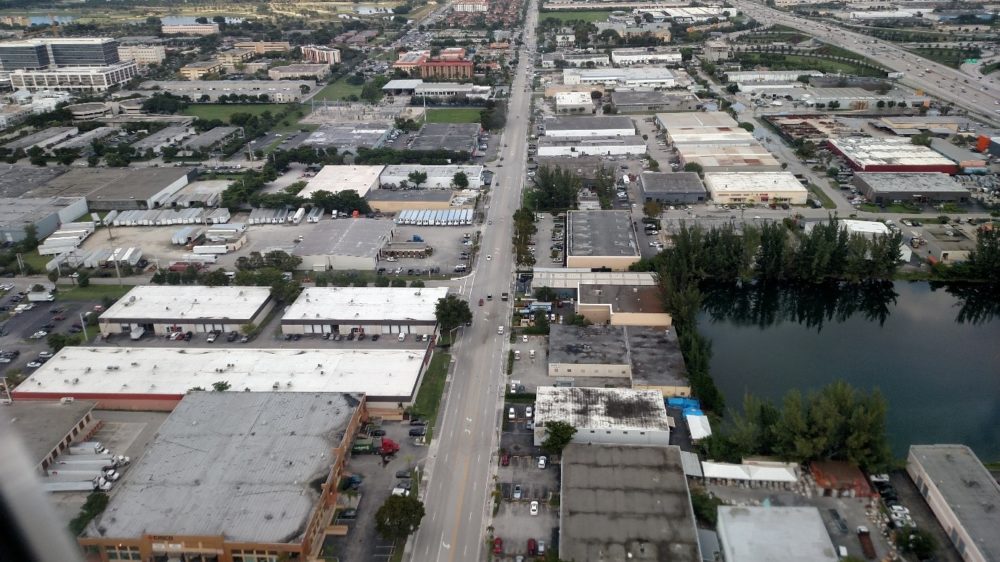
698;281;1000;461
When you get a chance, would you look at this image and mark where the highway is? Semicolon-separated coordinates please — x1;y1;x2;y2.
732;0;1000;123
409;1;539;561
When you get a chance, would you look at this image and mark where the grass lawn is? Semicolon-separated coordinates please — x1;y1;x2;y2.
411;351;450;437
312;77;364;102
426;108;482;124
55;284;133;302
807;184;837;209
910;48;980;69
20;250;49;272
181;104;288;122
539;9;611;22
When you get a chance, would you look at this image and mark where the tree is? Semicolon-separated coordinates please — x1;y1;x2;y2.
533;286;558;302
738;122;755;132
725;83;740;94
77;272;91;288
643;201;663;219
408;171;428;188
435;294;472;333
375;495;425;540
896;528;937;560
47;270;59;283
541;420;577;454
47;332;82;352
212;381;231;392
683;162;704;177
452;171;469;189
967;225;1000;281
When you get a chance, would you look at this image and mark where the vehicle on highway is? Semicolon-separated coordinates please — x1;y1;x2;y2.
486;255;492;260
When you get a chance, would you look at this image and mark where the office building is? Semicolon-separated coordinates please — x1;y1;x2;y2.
233;41;291;54
8;61;138;92
0;38;120;70
180;60;223;80
301;45;342;64
268;64;331;80
161;23;220;35
116;44;166;65
138;80;312;103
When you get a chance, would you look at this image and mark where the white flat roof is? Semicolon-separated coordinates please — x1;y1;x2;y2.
840;219;891;235
300;165;384;198
14;347;426;400
555;91;592;104
100;285;272;322
283;287;448;324
718;506;839;562
536;386;671;431
704;172;808;193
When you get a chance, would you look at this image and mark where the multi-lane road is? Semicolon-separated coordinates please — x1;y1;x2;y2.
409;2;539;561
732;0;1000;123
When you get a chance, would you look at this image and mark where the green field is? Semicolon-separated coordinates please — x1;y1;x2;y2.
411;351;450;438
55;284;133;302
312;77;364;101
539;9;611;22
426;108;482;124
181;104;289;122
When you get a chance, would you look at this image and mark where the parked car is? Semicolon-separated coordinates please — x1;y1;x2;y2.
493;538;503;555
206;332;218;343
395;470;411;479
409;427;426;437
530;500;539;515
501;453;510;466
513;485;522;500
409;418;427;426
339;508;358;519
528;539;537;555
371;429;386;437
538;456;547;469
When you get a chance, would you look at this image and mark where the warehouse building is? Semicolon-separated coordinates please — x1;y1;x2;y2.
379;164;483;189
13;347;431;414
5;126;79;151
610;47;682;65
78;392;365;562
576;283;672;327
627;326;689;396
410;122;481;153
656;111;755;147
704;172;809;205
180;126;242;152
0;400;97;472
26;167;193;211
281;286;449;336
268;63;331;80
138;80;312;103
132;125;192;155
907;444;1000;562
803;219;912;262
98;285;274;338
293;218;395;270
853;172;969;205
537;135;647;157
725;70;823;82
529;268;657;300
548;324;630;379
563;67;678;88
929;138;989;174
638;171;707;204
300;123;390;153
567;210;640;270
827;137;959;174
554;91;594;113
543;115;635;138
365;189;457;213
677;143;782;172
534;386;672;447
0;196;88;242
299;165;384;199
716;506;839;562
610;90;700;113
560;444;700;562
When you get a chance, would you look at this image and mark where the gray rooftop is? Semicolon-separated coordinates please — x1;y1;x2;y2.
560;444;700;562
536;386;672;432
293;218;394;258
544;115;634;132
301;123;390;150
579;283;665;314
133;125;191;151
25;167;193;201
640;172;706;194
568;210;639;258
549;324;629;365
627;326;688;388
854;172;969;194
0;165;67;198
717;506;838;562
84;392;362;543
537;135;645;148
0;400;96;467
0;197;84;230
4;127;78;151
909;444;1000;561
411;123;480;153
366;189;454;203
182;126;240;150
929;138;987;164
535;156;612;180
611;90;696;106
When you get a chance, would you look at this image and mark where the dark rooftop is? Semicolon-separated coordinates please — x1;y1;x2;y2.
626;326;688;388
640;172;706;194
0;400;96;467
410;123;480;153
568;210;639;258
549;324;628;365
579;284;665;314
366;189;454;203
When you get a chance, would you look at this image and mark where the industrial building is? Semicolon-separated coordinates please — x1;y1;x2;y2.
132;125;192;155
410;122;481;153
716;506;839;562
567;210;641;270
293;218;395;270
281;287;449;336
4;126;79;151
560;444;701;562
530;268;657;300
610;47;682;65
161;23;220;35
610;90;700;113
576;283;672;327
0;399;97;471
268;63;331;80
26;167;193;210
804;219;912;262
533;386;673;447
98;285;274;338
656;111;755;147
554;91;594;113
379;164;484;189
0;37;120;69
0;196;88;242
300;123;390;153
853;172;970;205
563;67;678;88
543;115;635;138
929;138;989;174
541;52;610;68
12;347;431;414
536;135;647;157
138;80;312;103
181;126;242;152
827;137;959;174
301;45;342;64
920;223;979;264
78;392;365;562
413;82;491;100
907;445;1000;562
724;70;823;82
676;144;782;172
704;172;809;205
299;165;384;199
638;172;707;204
365;189;457;213
548;324;630;379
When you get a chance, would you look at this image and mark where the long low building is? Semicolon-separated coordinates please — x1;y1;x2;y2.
827;137;959;174
24;167;194;211
563;67;678;88
99;285;274;338
379;164;483;189
543;115;635;138
704;172;809;205
610;47;682;66
537;135;647;157
300;165;384;198
677;143;782;172
853;172;970;205
12;347;433;414
567;210;640;270
533;386;672;447
657;111;755;147
610;90;700;113
413;82;491;100
138;80;313;103
282;287;448;336
293;218;395;271
639;171;707;204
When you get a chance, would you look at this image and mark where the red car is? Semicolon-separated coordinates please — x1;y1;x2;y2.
493;537;503;555
528;538;537;555
479;298;484;306
501;453;510;466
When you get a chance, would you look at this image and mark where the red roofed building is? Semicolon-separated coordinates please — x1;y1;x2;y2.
809;460;876;498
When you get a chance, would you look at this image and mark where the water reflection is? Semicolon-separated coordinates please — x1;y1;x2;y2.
932;282;1000;325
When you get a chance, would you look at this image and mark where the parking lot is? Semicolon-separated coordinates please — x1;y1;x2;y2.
322;420;427;562
378;225;479;277
508;334;547;393
531;213;565;268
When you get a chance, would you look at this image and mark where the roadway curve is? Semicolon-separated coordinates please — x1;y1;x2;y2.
732;0;1000;123
408;1;539;561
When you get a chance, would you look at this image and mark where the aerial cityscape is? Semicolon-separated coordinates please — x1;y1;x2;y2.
0;0;996;560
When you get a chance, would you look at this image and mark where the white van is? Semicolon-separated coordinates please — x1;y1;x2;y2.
498;326;504;335
398;333;406;342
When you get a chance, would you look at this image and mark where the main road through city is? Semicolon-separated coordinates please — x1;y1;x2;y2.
732;0;1000;124
409;1;539;560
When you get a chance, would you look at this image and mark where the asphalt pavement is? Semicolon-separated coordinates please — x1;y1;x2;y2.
408;3;540;561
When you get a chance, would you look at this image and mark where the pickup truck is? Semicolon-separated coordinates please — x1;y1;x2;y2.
857;526;876;559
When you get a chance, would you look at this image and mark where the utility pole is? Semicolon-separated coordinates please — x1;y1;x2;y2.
79;312;89;341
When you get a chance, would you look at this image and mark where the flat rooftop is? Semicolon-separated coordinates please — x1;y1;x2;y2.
657;111;738;129
4;127;77;151
568;67;677;81
579;283;665;314
294;219;394;258
704;172;808;194
366;189;454;203
829;137;956;167
300;165;384;198
100;285;272;322
611;90;695;105
301;123;389;149
0;197;84;229
909;444;1000;561
626;326;688;388
567;210;639;258
854;172;968;194
677;144;781;168
640;172;705;194
0;400;96;466
84;392;361;543
544;115;634;132
536;386;672;432
181;126;240;150
14;347;427;401
133;125;191;151
0;165;66;198
283;287;448;324
531;268;657;290
561;444;700;562
538;135;645;148
380;164;483;179
25;167;193;201
410;123;480;153
718;506;838;562
548;324;629;365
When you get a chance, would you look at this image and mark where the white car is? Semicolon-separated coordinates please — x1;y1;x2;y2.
486;255;492;261
30;330;48;339
391;487;410;497
498;326;504;335
538;456;547;469
525;406;533;418
508;407;515;419
522;335;528;343
25;361;43;368
530;500;539;515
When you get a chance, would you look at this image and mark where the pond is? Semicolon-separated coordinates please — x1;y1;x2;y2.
698;281;1000;460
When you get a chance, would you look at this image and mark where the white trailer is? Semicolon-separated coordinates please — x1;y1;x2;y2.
41;481;98;493
290;207;306;225
192;245;230;255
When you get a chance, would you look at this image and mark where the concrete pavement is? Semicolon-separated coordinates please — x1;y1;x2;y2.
408;2;540;561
